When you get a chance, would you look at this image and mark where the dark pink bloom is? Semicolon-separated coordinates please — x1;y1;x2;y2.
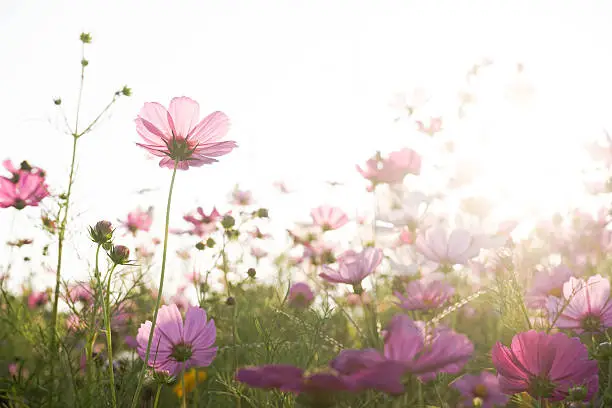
415;117;443;136
547;274;612;333
124;335;138;349
394;279;454;311
235;365;305;393
525;265;573;309
135;96;237;170
136;304;217;376
415;226;491;265
122;207;153;236
180;207;221;237
0;172;49;210
287;282;314;308
383;314;473;381
320;247;383;285
356;148;422;189
492;331;598;402
451;371;508;408
27;291;49;309
310;205;349;231
66;282;94;305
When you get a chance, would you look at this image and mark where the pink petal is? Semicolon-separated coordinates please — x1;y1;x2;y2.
168;97;200;138
188;111;230;144
155;304;184;345
138;102;173;137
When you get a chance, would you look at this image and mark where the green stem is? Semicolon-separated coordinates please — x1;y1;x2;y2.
86;244;102;396
181;368;187;408
153;384;162;408
103;263;118;407
131;161;179;408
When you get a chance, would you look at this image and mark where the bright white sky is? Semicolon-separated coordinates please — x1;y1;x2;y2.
2;0;612;290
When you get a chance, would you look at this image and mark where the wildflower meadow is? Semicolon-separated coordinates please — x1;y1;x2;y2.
3;5;612;408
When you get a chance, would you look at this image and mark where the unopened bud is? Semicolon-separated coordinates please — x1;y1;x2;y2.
206;237;216;248
568;385;588;402
120;86;132;97
247;268;256;278
221;215;235;229
195;241;206;251
256;208;269;218
225;296;236;306
89;221;114;244
53;98;62;106
81;59;89;67
79;33;92;44
109;245;130;265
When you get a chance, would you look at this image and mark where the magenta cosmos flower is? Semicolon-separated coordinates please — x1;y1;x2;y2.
383;314;473;381
451;371;508;408
0;171;49;210
356;148;422;190
319;247;383;285
179;207;221;237
547;274;612;333
394;278;455;311
287;282;315;308
122;207;153;236
415;226;489;266
492;331;598;402
135;96;237;170
27;291;49;309
310;205;349;231
137;304;217;376
525;265;573;309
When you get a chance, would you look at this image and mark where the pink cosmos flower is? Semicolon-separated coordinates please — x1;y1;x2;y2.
169;294;191;313
137;304;217;376
320;247;383;285
525;265;573;309
383;314;474;381
248;227;271;240
310;205;349;231
451;371;508;408
287;282;314;308
0;172;49;210
492;330;598;402
122;207;153;236
301;239;337;266
356;148;422;190
135;96;236;170
394;279;455;311
8;362;28;379
66;314;85;332
547;274;612;333
415;117;443;136
415;226;489;266
231;187;253;206
27;291;49;309
180;207;221;237
66;282;95;305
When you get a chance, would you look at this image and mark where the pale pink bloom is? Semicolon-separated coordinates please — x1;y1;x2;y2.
525;265;574;309
397;229;415;246
180;207;221;237
452;371;508;408
0;172;49;210
415;117;443;136
27;291;49;309
231;187;253;206
415;226;488;265
248;227;271;240
135;96;236;170
287;282;314;308
320;247;383;285
547;275;612;333
346;292;372;307
250;246;268;259
137;304;217;376
378;191;429;230
383;314;473;381
185;270;202;285
176;248;191;261
301;239;337;266
310;205;349;231
135;244;155;263
356;148;422;189
122;207;153;236
67;282;94;305
66;314;85;332
492;330;598;401
170;294;192;313
394;279;454;311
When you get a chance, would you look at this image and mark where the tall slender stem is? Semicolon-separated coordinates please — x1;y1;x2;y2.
152;384;162;408
102;263;118;407
181;368;187;408
131;161;179;408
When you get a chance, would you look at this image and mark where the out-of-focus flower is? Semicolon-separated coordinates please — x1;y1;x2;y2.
357;148;422;190
27;291;49;309
179;207;222;237
492;331;598;402
8;362;28;379
415;117;443;136
249;227;271;240
121;207;153;236
548;275;612;333
169;294;192;313
451;371;508;408
310;205;349;231
287;283;314;308
135;97;237;170
377;191;430;232
250;246;268;260
137;305;217;376
67;282;94;305
415;226;491;266
124;335;138;349
394;278;454;311
173;369;208;398
0;172;49;210
320;247;383;286
525;265;573;309
66;314;86;332
231;187;253;206
273;181;292;193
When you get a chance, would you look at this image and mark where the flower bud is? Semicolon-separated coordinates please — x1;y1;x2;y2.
256;208;269;218
79;33;92;43
206;237;216;248
121;86;132;97
195;241;206;251
81;59;89;67
225;296;236;306
53;98;62;105
247;268;256;278
109;245;130;265
568;385;588;402
221;215;235;229
597;342;612;359
89;221;114;244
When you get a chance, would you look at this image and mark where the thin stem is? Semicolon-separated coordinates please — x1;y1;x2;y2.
74;43;86;135
131;161;179;408
152;384;162;408
103;263;118;408
86;244;102;395
181;368;187;408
